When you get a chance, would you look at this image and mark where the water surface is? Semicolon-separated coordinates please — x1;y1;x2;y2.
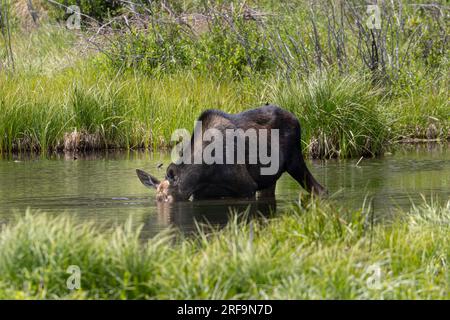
0;144;448;238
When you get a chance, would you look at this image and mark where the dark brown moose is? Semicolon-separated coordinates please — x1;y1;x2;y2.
137;105;326;202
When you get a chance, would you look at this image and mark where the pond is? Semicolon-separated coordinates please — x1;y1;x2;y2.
0;144;449;239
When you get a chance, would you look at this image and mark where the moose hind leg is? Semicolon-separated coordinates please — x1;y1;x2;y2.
287;157;326;196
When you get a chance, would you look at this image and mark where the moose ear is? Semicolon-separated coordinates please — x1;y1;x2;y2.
136;169;160;189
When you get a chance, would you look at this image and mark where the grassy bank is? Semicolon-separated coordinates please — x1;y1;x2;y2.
1;63;448;158
0;1;448;158
0;199;448;299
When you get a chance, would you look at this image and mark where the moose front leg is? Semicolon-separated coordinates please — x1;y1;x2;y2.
257;184;276;199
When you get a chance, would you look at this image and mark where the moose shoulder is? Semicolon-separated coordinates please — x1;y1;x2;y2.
137;105;326;202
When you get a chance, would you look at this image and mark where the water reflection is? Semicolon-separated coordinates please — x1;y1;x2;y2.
0;144;448;238
140;199;276;237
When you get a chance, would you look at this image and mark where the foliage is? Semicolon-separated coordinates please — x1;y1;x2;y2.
273;73;389;158
0;1;448;156
99;0;448;81
44;0;122;22
0;199;448;299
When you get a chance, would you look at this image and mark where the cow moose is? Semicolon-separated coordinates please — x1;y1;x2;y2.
137;105;326;202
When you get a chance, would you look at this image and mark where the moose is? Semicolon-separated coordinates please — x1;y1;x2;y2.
137;105;326;202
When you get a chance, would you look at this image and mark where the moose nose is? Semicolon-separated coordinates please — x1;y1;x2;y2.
156;180;172;203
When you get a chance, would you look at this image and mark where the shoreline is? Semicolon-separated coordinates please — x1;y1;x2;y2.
1;140;448;161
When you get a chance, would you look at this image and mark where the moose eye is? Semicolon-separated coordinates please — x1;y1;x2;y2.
166;168;175;181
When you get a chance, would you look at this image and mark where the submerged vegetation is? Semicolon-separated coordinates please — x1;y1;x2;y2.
0;0;448;157
0;198;448;299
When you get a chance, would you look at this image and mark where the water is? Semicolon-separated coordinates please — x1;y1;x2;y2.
0;144;449;238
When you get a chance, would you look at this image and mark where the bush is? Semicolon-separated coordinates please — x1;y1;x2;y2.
194;14;272;78
45;0;122;22
110;23;194;74
106;5;273;78
98;0;448;83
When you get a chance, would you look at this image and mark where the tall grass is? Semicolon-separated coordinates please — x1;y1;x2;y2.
0;199;448;299
0;0;15;71
390;79;450;141
0;65;266;153
10;23;79;75
272;73;390;158
1;61;447;157
0;1;448;157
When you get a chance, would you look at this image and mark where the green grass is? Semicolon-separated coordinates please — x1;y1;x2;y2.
1;62;447;157
0;1;448;301
0;64;266;153
0;5;448;157
390;79;450;141
8;24;80;75
0;198;448;299
272;73;390;158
